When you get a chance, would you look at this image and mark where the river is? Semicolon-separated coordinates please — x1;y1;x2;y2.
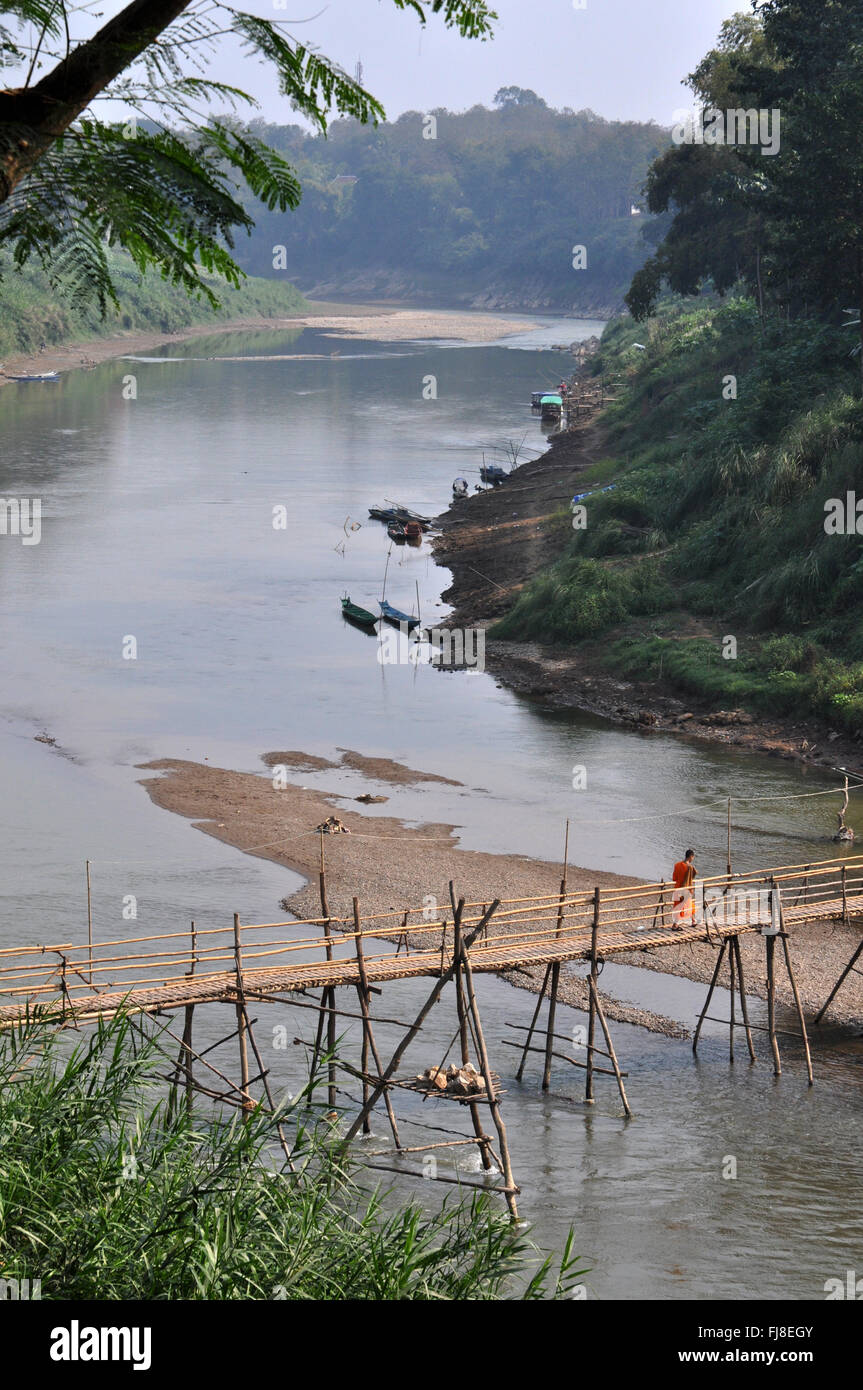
1;310;860;1299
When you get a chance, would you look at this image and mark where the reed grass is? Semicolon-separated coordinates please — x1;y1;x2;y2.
0;1011;582;1300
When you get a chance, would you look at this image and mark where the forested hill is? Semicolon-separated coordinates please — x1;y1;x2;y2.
235;96;669;316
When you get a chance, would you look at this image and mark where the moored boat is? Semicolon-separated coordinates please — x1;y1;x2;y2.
387;521;408;542
403;520;423;542
341;595;378;628
379;600;420;630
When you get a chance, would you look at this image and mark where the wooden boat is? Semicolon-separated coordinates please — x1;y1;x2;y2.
479;463;507;486
387;521;408;542
369;504;431;527
341;595;378;628
540;393;563;420
379;600;420;631
403;520;423;542
3;371;59;382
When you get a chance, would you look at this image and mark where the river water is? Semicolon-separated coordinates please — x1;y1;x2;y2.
0;311;860;1300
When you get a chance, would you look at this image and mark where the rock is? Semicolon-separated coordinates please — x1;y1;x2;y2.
355;794;388;804
34;733;56;745
678;712;694;722
637;710;658;726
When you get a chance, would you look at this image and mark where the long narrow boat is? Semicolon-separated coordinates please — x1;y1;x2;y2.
379;599;420;631
2;371;59;382
341;595;378;628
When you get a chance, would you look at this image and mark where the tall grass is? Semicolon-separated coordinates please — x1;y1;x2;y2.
0;1012;581;1300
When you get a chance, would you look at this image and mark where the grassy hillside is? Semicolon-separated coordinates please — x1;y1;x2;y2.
492;298;863;735
0;250;308;359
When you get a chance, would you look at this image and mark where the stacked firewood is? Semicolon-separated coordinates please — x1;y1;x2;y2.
415;1062;486;1095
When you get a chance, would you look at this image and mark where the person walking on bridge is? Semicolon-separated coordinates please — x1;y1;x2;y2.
671;849;697;929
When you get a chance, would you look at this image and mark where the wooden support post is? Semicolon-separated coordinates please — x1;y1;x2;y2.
458;939;520;1220
815;936;863;1023
779;917;814;1087
353;898;401;1147
341;901;500;1146
728;939;736;1063
693;940;727;1054
516;964;551;1082
586;974;632;1116
315;834;337;1110
233;913;253;1116
585;886;600;1102
542;962;561;1092
726;797;732;877
450;886;492;1171
85;859;93;984
765;933;782;1077
731;935;756;1063
842;864;848;924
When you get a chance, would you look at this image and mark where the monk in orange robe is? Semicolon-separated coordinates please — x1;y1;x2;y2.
671;849;697;928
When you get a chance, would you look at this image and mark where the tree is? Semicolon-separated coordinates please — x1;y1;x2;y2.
626;0;863;386
0;0;496;308
492;86;546;108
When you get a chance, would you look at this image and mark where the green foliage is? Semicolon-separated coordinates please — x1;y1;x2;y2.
491;295;863;733
626;1;863;346
0;1011;582;1301
234;104;668;310
0;248;308;357
0;0;494;311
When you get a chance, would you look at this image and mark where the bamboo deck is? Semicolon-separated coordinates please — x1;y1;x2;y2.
1;859;859;1030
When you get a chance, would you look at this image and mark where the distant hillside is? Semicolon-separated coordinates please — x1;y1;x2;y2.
235;99;668;316
0;251;308;359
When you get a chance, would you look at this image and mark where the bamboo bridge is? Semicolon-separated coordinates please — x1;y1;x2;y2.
1;854;861;1219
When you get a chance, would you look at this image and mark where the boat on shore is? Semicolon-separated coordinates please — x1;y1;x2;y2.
2;371;60;382
479;463;507;486
341;595;378;629
368;503;431;528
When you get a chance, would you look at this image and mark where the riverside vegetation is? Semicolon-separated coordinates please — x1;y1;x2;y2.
493;5;863;740
493;300;863;737
0;1013;581;1300
0;249;308;360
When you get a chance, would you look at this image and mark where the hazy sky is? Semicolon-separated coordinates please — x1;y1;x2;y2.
219;0;750;126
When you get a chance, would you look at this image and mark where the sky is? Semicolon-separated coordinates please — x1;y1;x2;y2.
212;0;751;127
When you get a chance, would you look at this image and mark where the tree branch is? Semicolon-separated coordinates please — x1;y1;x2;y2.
1;0;194;200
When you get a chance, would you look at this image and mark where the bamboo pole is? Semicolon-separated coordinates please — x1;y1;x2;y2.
586;974;632;1116
542;961;561;1092
585;886;600;1102
458;939;519;1220
693;940;728;1054
778;915;813;1087
233;913;253;1116
451;885;492;1171
728;940;736;1064
341;900;500;1145
814;936;863;1023
765;931;781;1077
85;860;93;984
515;964;551;1082
731;935;757;1062
353;898;401;1146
